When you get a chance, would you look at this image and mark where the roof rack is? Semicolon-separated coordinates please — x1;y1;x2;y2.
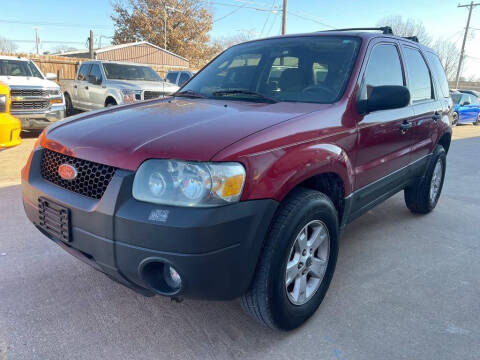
402;36;419;43
320;26;393;35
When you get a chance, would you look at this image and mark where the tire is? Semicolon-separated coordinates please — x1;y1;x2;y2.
241;188;339;330
452;112;459;126
105;98;117;107
474;113;480;126
64;93;74;117
404;145;446;214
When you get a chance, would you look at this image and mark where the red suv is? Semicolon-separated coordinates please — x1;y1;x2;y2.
22;28;452;330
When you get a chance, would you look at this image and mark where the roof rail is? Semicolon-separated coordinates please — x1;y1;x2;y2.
320;26;393;35
402;36;419;43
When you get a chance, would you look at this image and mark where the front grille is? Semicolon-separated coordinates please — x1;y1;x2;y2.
40;149;116;199
144;91;165;100
11;101;49;111
11;89;49;97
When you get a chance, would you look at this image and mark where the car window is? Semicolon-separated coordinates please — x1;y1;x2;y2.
359;44;404;101
102;63;162;81
0;59;43;78
451;93;462;104
88;64;102;83
425;51;450;98
181;36;362;104
77;64;91;81
402;47;434;103
178;72;191;86
462;94;473;105
166;72;178;84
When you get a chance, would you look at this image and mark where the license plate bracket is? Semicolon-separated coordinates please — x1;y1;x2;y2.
38;197;71;243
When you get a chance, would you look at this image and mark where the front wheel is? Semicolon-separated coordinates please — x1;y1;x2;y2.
404;145;446;214
241;188;339;330
64;93;74;117
452;112;459;126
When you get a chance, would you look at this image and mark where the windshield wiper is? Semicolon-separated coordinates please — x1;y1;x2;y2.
174;90;207;98
212;89;278;103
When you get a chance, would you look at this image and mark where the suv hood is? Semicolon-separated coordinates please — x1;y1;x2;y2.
43;98;323;171
0;76;59;89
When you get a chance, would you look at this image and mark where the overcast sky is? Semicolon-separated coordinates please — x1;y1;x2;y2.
1;0;479;78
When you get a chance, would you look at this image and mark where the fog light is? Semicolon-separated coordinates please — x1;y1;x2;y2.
164;265;181;289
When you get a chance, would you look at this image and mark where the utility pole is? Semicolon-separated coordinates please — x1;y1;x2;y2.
282;0;288;35
162;5;184;50
34;28;39;55
89;30;94;59
455;1;480;88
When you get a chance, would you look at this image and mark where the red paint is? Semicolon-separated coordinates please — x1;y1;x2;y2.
31;32;451;202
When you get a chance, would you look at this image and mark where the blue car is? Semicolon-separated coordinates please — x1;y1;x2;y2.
451;92;480;125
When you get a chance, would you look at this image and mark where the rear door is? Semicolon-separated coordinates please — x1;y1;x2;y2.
459;94;476;122
354;41;415;190
401;46;442;164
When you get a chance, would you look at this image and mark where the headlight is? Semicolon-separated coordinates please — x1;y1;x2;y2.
49;89;61;96
0;95;6;113
132;160;246;207
121;89;142;103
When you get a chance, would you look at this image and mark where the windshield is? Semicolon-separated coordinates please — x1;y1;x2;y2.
181;36;361;104
0;59;43;78
102;63;163;82
451;93;462;104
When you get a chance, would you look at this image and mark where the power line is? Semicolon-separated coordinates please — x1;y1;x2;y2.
213;3;248;22
0;18;111;29
287;11;335;29
260;0;278;36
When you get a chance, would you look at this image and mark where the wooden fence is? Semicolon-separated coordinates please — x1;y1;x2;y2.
0;52;187;81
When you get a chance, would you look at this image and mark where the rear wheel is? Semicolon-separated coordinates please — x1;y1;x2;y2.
241;188;339;330
404;145;446;214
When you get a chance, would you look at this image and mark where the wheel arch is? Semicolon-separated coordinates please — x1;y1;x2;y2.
105;96;118;106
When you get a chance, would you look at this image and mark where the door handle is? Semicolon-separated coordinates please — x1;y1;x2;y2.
73;85;77;89
399;121;412;134
85;86;89;90
432;111;441;122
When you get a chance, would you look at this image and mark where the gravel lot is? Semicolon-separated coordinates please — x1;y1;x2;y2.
0;126;479;360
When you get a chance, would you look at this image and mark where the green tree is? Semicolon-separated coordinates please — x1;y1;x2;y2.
112;0;220;68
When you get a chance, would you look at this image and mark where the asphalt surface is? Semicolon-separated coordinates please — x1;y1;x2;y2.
1;133;479;360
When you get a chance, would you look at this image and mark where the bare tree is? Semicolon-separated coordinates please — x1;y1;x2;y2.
52;45;79;54
212;30;257;51
0;36;18;53
377;16;432;46
431;38;460;81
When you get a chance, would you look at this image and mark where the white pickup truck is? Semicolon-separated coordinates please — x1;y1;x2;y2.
0;56;65;130
61;60;179;114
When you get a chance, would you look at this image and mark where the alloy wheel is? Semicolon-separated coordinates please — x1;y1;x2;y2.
285;220;330;306
430;159;443;203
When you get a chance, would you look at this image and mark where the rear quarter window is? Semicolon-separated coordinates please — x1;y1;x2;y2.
424;51;450;98
402;47;434;103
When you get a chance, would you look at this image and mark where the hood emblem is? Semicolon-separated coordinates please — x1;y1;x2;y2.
58;164;78;181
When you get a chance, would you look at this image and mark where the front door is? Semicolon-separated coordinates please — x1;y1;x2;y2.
86;63;105;110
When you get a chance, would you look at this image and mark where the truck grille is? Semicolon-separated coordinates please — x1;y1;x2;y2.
143;91;165;100
11;89;49;97
11;100;50;111
40;149;116;199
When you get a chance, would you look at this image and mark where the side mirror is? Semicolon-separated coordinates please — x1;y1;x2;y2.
462;101;470;106
45;72;57;80
363;86;411;113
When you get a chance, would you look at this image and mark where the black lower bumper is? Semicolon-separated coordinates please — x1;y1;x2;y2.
22;148;278;300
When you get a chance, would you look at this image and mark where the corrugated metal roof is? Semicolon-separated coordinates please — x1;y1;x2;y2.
54;41;187;62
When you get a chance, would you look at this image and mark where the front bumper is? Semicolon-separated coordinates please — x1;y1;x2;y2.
22;148;278;299
0;114;21;149
13;105;65;130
